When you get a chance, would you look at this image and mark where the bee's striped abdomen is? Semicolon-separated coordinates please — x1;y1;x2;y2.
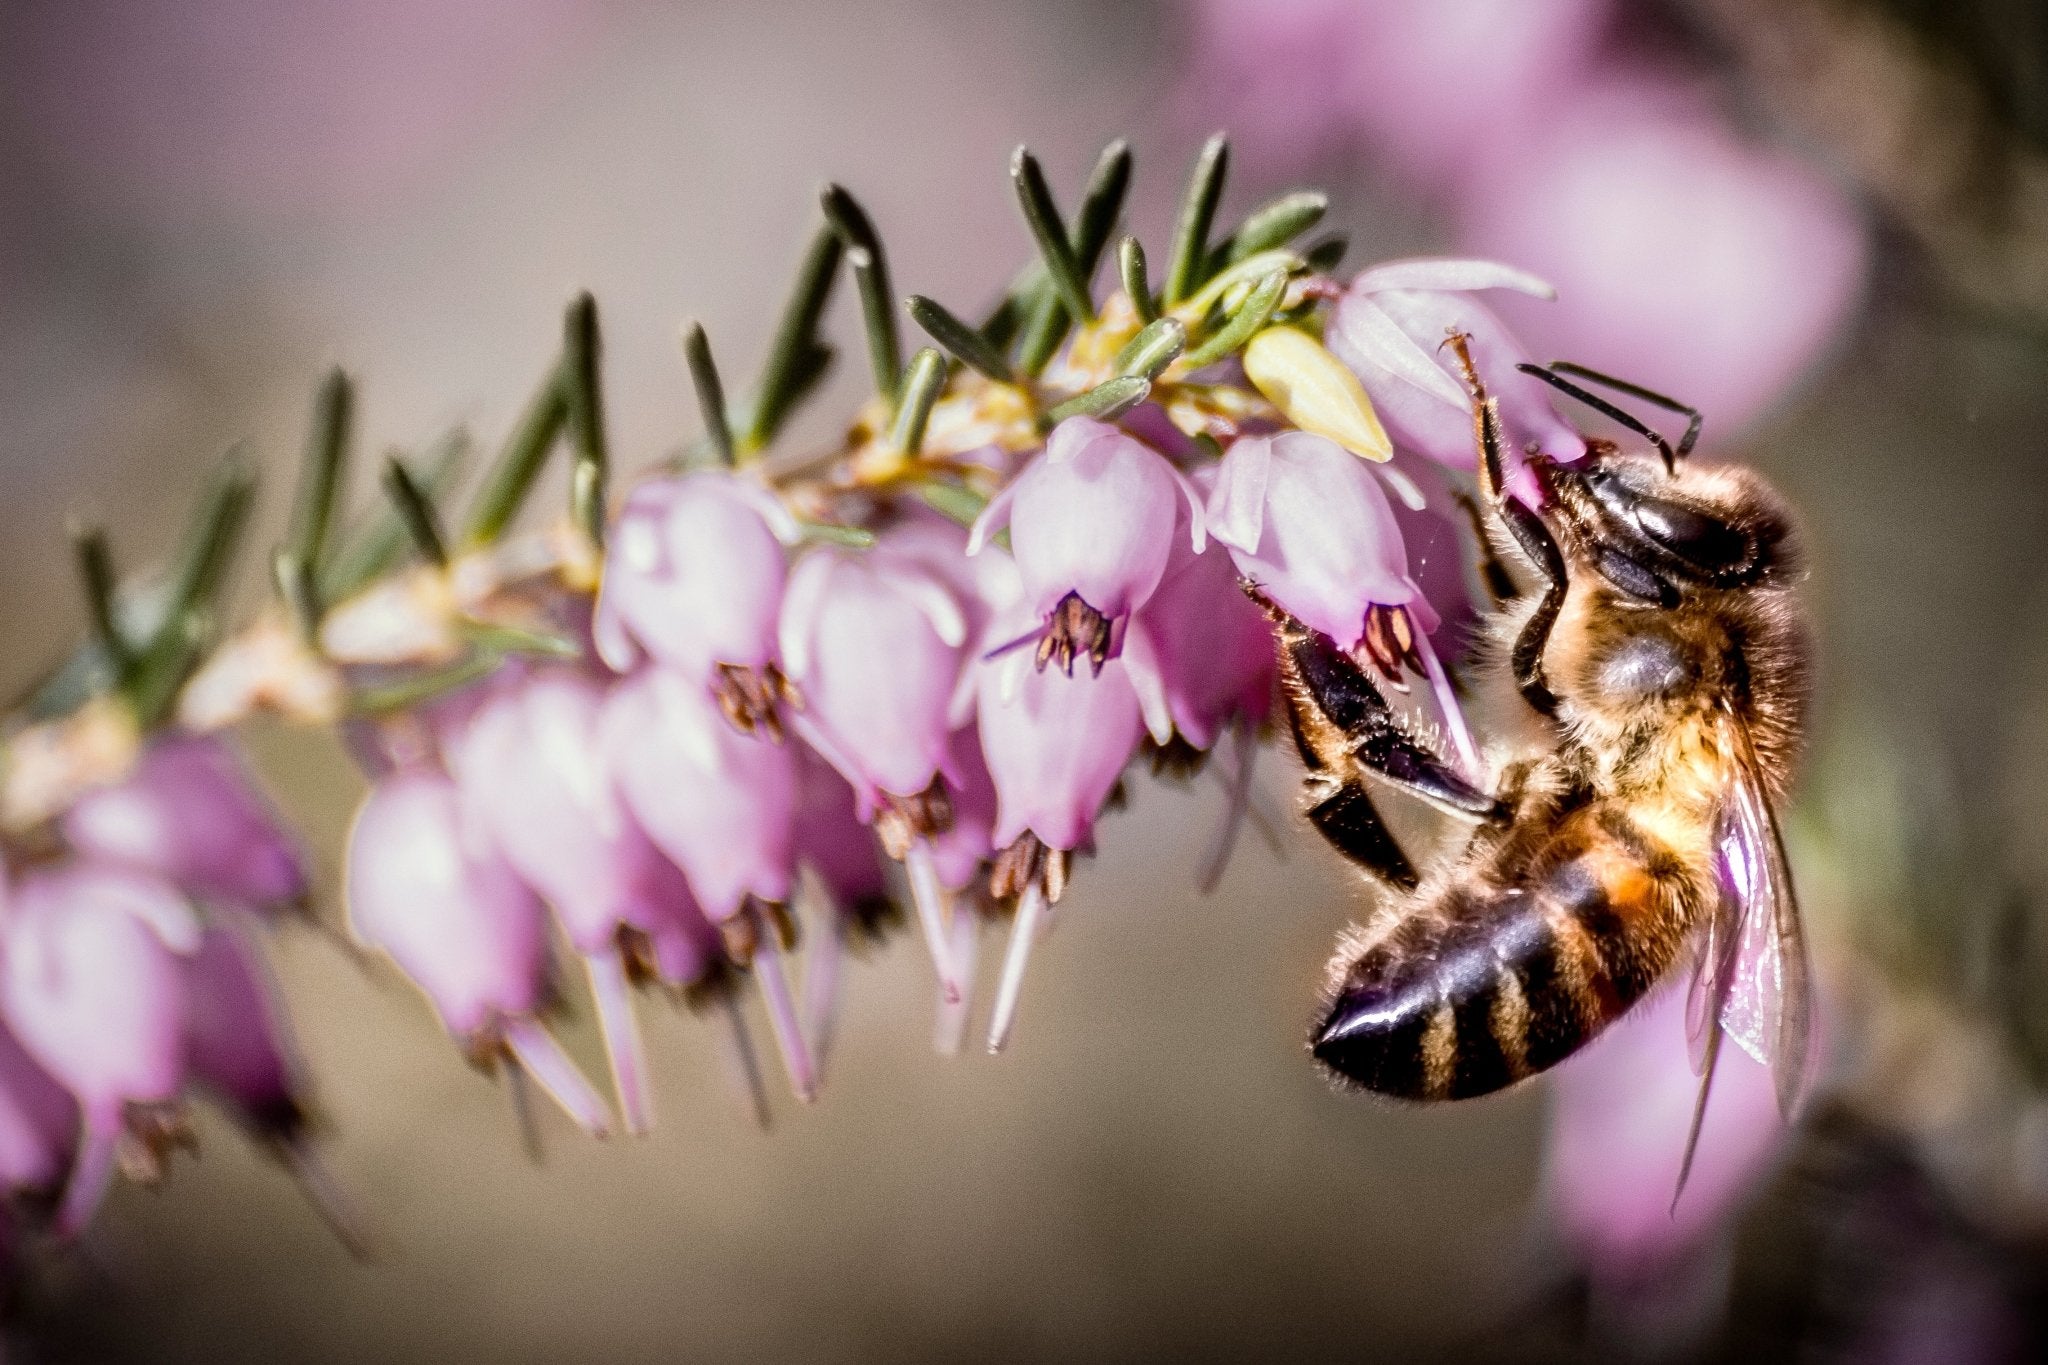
1312;806;1697;1100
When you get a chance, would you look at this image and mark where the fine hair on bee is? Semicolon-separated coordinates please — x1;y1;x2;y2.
1266;338;1814;1132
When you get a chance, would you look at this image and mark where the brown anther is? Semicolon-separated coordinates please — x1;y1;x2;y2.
119;1101;196;1184
1035;592;1115;677
874;779;955;860
1360;603;1421;690
988;832;1072;906
718;898;797;963
1147;734;1208;780
712;663;793;742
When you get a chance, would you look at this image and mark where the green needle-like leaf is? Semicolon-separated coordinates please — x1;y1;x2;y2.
324;431;469;601
1118;236;1157;323
288;367;352;572
889;346;948;456
1180;269;1288;370
382;457;450;568
1303;234;1349;275
563;292;609;550
681;321;736;465
1016;139;1132;375
463;363;568;548
915;479;989;528
1113;316;1186;380
1213;190;1328;269
1011;147;1095;325
1044;375;1149;426
1165;134;1229;305
71;524;129;675
823;184;903;406
131;451;258;725
744;223;844;452
908;296;1016;384
272;548;320;648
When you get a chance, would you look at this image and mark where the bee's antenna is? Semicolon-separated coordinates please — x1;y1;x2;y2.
1515;362;1684;475
1545;361;1703;458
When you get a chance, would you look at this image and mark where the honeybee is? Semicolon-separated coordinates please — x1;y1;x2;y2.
1269;336;1813;1163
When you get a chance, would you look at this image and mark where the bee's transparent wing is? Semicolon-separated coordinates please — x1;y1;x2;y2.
1676;728;1813;1202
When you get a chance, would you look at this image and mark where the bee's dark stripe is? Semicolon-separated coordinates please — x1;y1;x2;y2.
1448;975;1512;1098
1306;778;1417;890
1546;858;1659;1006
1496;905;1592;1074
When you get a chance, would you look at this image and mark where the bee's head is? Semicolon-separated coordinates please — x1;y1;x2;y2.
1535;448;1798;605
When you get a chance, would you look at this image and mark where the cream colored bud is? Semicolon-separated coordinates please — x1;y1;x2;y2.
1241;326;1392;462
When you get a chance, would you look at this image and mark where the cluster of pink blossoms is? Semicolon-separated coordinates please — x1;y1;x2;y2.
0;136;1611;1258
0;735;349;1257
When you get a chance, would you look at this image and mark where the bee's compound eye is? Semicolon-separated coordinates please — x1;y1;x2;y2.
1632;499;1752;575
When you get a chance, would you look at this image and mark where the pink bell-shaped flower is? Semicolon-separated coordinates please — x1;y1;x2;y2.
1206;430;1432;654
969;416;1205;676
62;732;307;912
1124;533;1277;755
1326;260;1585;486
780;545;973;1008
601;668;813;1099
874;508;1022;650
600;668;796;920
0;1019;80;1205
977;643;1145;858
593;470;801;735
974;612;1148;1052
778;547;967;814
1;862;197;1237
346;768;610;1137
450;665;696;1134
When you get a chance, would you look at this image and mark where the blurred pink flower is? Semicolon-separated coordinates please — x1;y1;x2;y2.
0;1019;80;1204
600;667;796;920
1124;531;1276;754
1456;76;1866;432
183;919;304;1139
1207;430;1431;653
970;416;1204;675
450;666;694;1133
792;747;893;923
778;547;967;813
594;472;799;703
346;768;610;1136
62;732;306;912
927;727;998;892
1;863;197;1236
1542;985;1785;1277
1185;0;1609;184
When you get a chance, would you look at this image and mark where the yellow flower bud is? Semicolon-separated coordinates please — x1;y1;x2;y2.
1241;326;1392;462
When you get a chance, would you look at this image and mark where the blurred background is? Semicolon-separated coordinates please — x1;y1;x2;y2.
4;0;2048;1359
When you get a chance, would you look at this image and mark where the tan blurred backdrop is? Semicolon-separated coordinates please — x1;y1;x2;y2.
4;2;2048;1361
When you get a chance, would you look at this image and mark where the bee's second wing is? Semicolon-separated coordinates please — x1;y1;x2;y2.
1674;730;1815;1203
1685;735;1814;1116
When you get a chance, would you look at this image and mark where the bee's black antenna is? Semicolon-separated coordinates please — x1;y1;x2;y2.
1514;362;1690;475
1547;361;1702;459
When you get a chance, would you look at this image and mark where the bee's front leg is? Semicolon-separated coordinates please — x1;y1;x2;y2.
1273;610;1508;826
